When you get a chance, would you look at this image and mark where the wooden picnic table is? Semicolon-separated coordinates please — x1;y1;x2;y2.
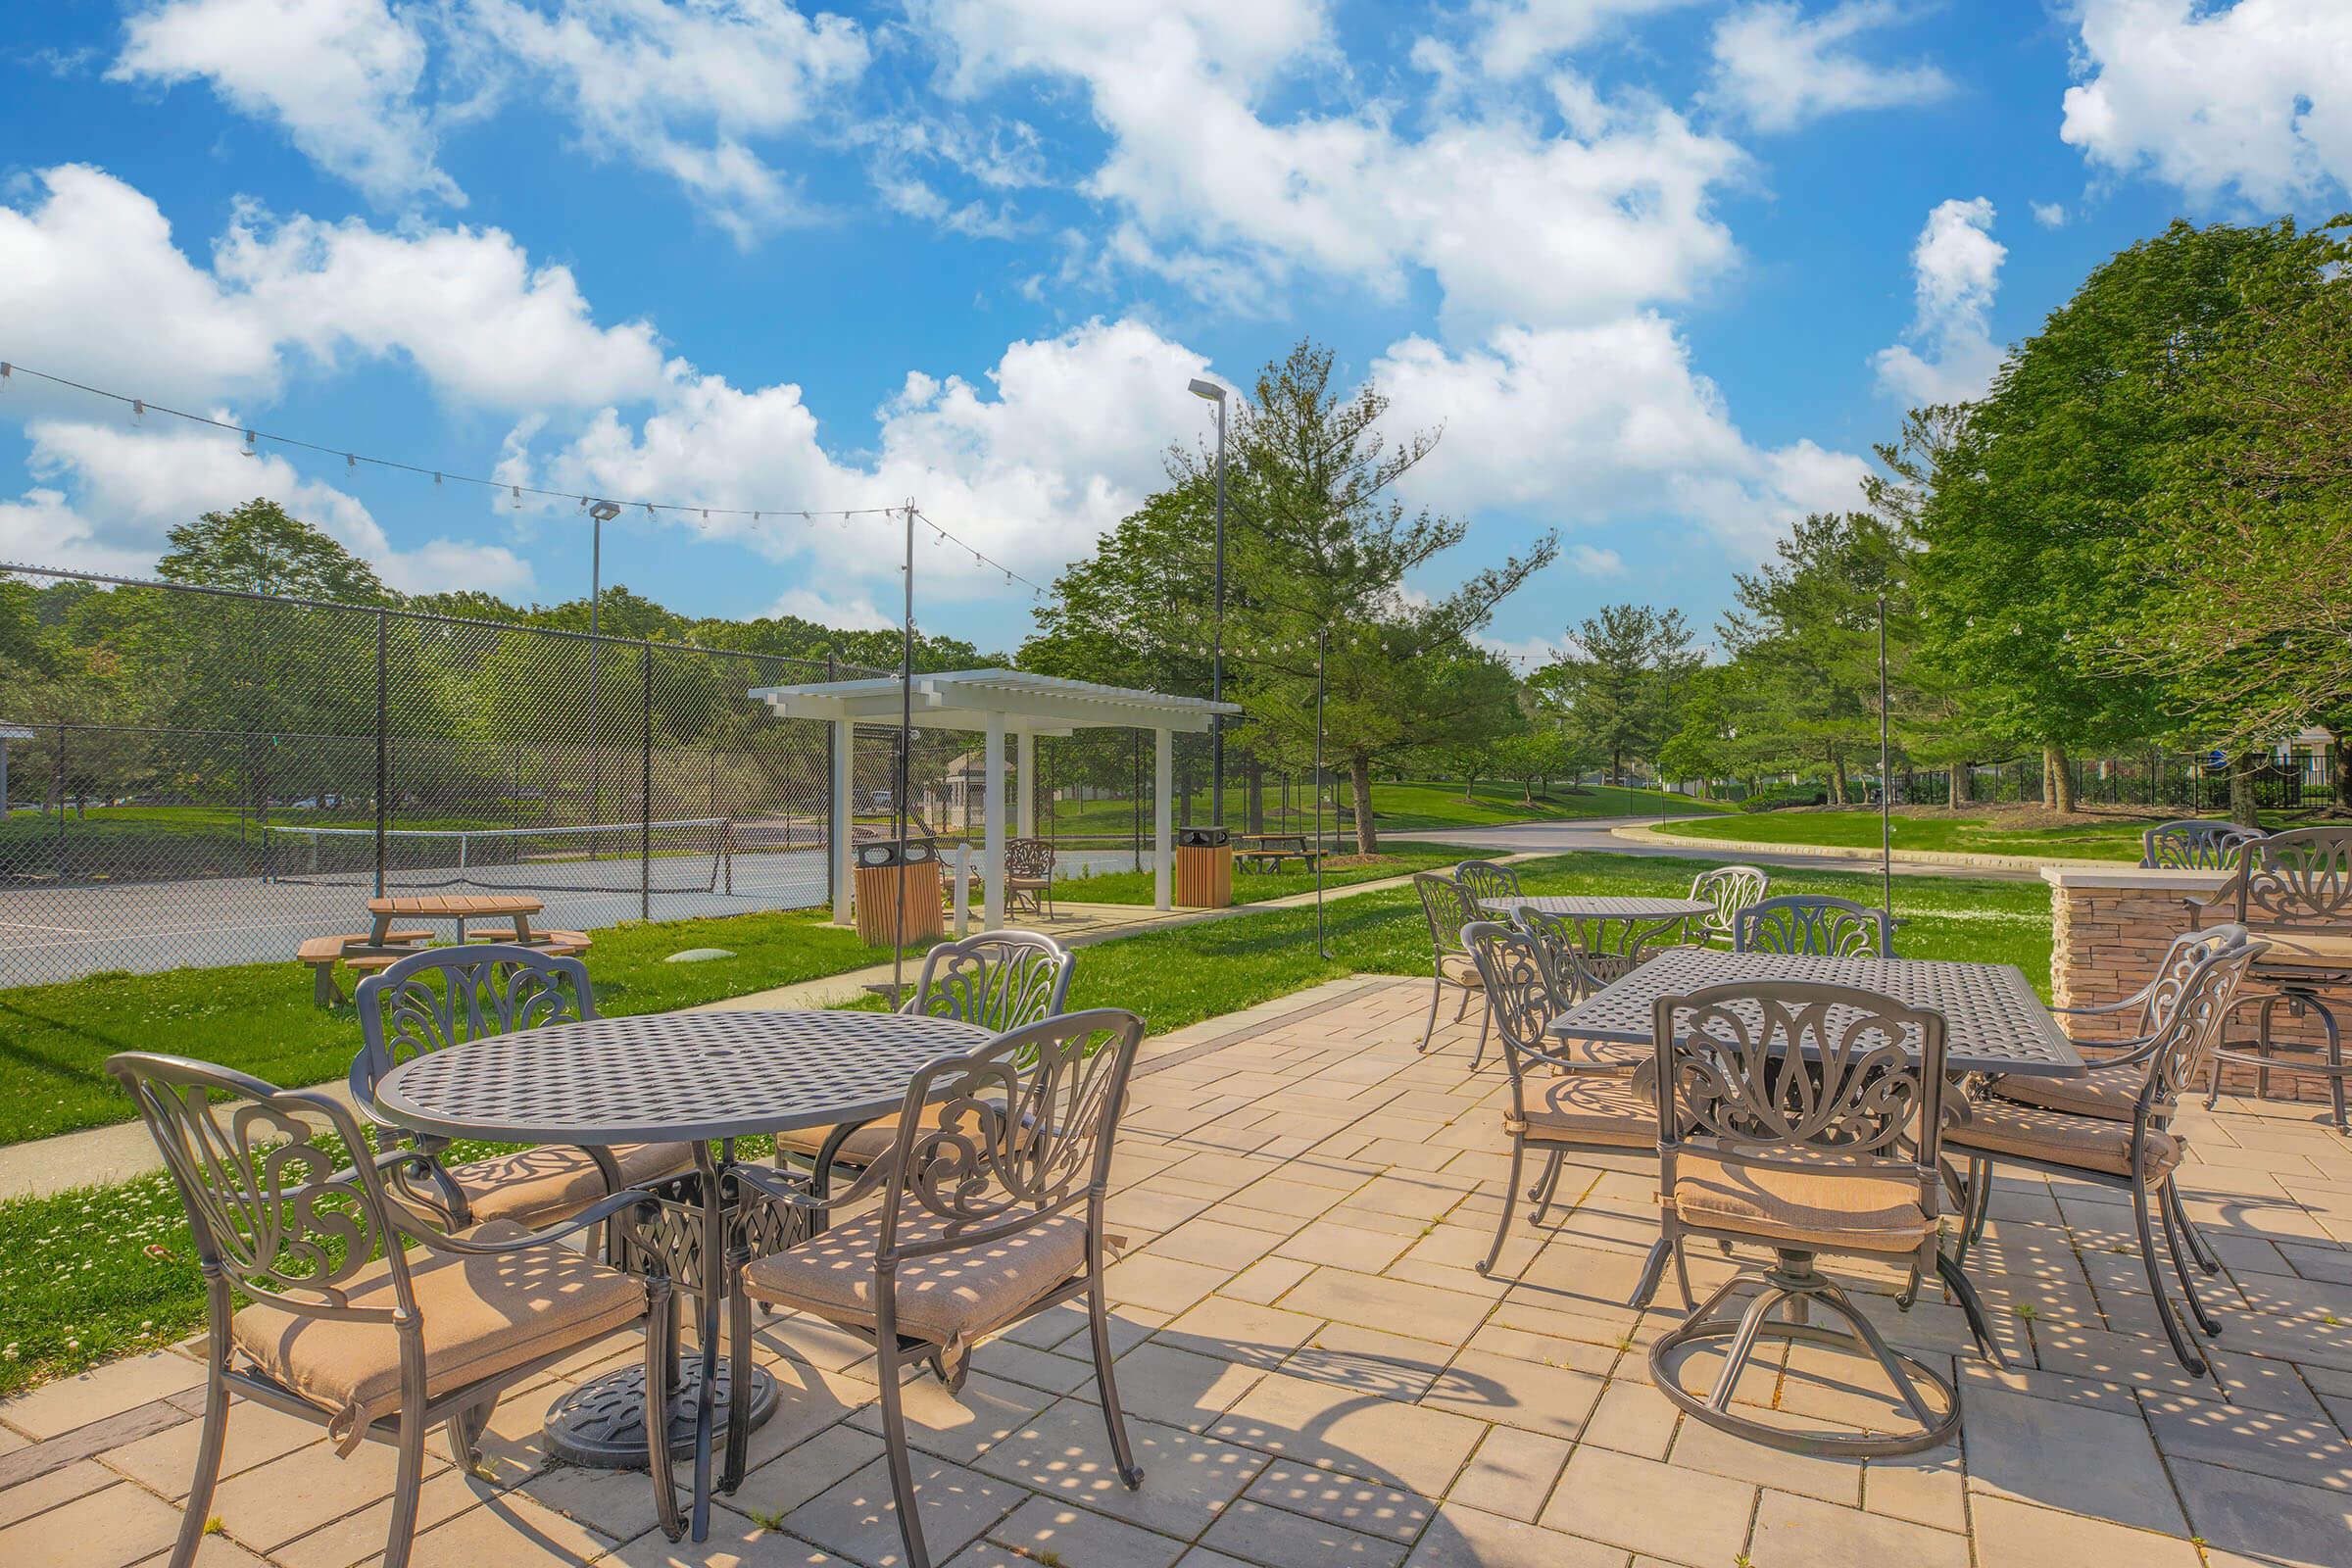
1235;832;1325;872
361;893;543;953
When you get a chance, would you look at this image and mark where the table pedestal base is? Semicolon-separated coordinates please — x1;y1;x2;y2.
545;1356;778;1468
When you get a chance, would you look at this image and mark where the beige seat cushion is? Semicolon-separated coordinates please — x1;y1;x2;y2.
1439;953;1484;987
740;1208;1088;1350
1988;1066;2145;1123
1510;1074;1655;1148
230;1220;645;1450
1548;1037;1645;1074
452;1142;693;1228
1668;1151;1933;1254
774;1104;941;1167
2252;929;2352;971
1945;1098;2181;1179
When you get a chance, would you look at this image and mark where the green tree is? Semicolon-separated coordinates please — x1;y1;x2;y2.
1910;220;2300;810
157;499;387;602
1534;604;1697;785
1720;513;1909;807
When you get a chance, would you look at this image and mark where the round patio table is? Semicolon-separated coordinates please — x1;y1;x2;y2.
373;1008;993;1542
1476;894;1714;922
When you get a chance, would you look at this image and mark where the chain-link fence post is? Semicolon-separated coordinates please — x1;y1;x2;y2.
373;608;389;899
640;640;654;921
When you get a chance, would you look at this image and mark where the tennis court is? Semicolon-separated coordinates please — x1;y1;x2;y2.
0;819;1151;987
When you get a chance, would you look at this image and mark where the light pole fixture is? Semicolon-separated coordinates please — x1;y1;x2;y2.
1188;377;1228;827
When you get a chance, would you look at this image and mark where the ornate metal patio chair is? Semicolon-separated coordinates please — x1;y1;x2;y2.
1005;836;1057;919
1947;929;2262;1374
2141;818;2264;870
350;945;691;1235
1975;924;2251;1279
1734;894;1896;957
1455;858;1523;906
1414;872;1492;1063
2189;824;2352;1132
1688;865;1769;947
1510;904;1657;1072
732;1009;1149;1568
108;1052;667;1568
774;929;1076;1180
1636;980;1997;1455
1464;921;1657;1274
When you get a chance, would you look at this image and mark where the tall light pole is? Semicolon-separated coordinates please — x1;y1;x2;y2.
1188;377;1227;826
587;501;621;850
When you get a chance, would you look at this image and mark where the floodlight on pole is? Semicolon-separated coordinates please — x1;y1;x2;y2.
1188;379;1229;827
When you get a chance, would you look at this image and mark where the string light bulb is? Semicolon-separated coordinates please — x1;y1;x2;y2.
132;399;145;421
241;429;256;458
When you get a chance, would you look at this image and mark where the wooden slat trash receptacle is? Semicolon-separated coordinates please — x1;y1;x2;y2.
854;839;945;947
1173;825;1233;908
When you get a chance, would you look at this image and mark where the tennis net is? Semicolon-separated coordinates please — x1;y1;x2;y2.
261;818;736;895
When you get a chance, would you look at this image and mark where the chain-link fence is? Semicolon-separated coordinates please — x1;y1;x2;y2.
0;565;885;987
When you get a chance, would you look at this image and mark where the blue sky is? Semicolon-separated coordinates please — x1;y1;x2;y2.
3;2;2346;665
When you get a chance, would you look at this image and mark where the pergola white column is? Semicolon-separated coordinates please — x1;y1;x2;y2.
829;718;854;925
1015;729;1036;839
983;712;1007;928
1154;727;1173;910
748;670;1236;931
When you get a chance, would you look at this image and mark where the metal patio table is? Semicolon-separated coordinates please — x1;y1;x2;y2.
1479;893;1715;954
373;1007;993;1541
1545;946;2086;1079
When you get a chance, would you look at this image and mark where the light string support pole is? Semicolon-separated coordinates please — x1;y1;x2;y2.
1878;592;1892;923
893;499;916;1003
1315;628;1330;959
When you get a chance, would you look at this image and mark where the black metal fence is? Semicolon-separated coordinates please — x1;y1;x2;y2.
0;565;887;987
1899;753;2325;811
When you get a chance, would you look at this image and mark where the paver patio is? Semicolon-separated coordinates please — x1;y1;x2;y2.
4;974;2350;1567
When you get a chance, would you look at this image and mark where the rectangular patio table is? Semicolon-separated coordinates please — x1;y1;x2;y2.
1545;946;2086;1079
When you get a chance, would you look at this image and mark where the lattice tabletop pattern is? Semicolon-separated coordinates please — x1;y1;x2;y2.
374;1009;995;1144
1546;947;2084;1078
1478;894;1714;920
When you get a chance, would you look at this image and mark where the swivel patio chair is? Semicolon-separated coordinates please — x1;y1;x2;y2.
1946;929;2261;1375
1464;921;1657;1274
2189;824;2352;1132
1005;836;1058;919
1734;894;1895;957
108;1052;666;1568
1636;980;1999;1455
1414;872;1492;1063
732;1009;1149;1568
1511;904;1656;1072
351;945;691;1236
775;929;1075;1182
2141;818;2264;870
1687;864;1769;948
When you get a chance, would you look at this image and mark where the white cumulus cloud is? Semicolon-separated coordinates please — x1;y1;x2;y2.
112;0;460;207
1708;1;1952;132
2061;0;2352;207
458;0;871;241
1872;196;2005;407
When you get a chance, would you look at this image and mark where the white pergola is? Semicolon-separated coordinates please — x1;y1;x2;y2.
748;668;1240;925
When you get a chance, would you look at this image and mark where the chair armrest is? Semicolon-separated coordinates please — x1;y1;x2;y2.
392;1184;657;1256
2051;985;2152;1018
736;1155;896;1212
2063;1031;2162;1067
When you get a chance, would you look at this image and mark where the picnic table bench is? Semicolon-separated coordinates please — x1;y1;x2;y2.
1236;833;1325;872
297;894;590;1005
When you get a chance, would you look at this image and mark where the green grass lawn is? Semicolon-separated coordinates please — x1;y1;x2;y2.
1345;779;1728;833
0;847;2049;1396
1650;808;2264;861
0;908;934;1148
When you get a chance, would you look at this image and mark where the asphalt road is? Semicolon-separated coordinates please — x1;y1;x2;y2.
1383;814;2046;883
